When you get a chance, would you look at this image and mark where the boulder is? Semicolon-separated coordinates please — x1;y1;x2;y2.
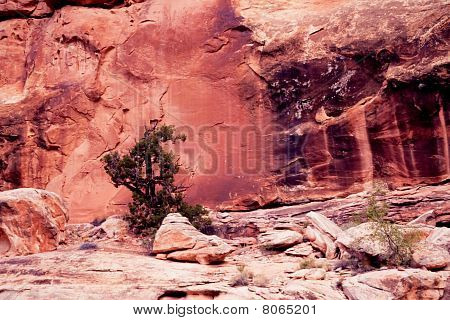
285;243;314;257
153;213;233;264
306;211;343;240
412;243;449;270
342;269;446;300
304;226;336;259
336;222;386;255
96;216;129;239
258;230;303;249
0;188;68;256
290;268;326;280
167;236;234;265
426;228;450;252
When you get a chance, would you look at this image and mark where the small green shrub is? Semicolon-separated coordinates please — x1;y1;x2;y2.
358;182;421;266
298;257;317;270
230;265;253;287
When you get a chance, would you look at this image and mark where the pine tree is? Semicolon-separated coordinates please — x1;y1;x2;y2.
102;123;210;236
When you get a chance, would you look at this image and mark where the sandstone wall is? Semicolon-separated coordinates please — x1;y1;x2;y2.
0;0;448;221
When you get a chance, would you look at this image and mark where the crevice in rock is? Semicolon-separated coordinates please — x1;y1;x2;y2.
158;289;221;300
158;290;187;300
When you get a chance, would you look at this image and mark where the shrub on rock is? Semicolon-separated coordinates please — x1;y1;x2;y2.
341;184;422;266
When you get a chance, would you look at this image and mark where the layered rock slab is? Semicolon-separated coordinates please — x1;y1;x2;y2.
342;269;446;300
257;230;303;249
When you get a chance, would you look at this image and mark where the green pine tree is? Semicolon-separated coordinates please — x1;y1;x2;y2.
102;123;210;236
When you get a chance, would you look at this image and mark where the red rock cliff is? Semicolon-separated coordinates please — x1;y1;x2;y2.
0;0;448;222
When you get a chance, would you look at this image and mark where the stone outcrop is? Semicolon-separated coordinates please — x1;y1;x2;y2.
213;184;450;240
407;210;437;226
257;230;303;249
342;269;446;300
0;188;68;256
0;207;448;299
153;213;233;264
0;0;448;222
302;211;342;259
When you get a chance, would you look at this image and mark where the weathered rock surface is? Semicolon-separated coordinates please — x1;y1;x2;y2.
213;184;450;239
0;0;448;221
283;280;346;300
342;269;446;300
0;250;242;299
304;226;336;259
0;0;52;19
258;230;303;249
290;268;326;280
95;216;129;239
0;188;68;256
0;224;448;300
306;211;343;240
336;222;390;260
285;243;314;257
407;210;437;226
412;243;450;270
153;213;233;264
427;228;450;252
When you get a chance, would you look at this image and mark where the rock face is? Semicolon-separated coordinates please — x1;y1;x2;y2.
342;269;446;300
153;213;233;264
0;188;68;256
0;0;448;222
